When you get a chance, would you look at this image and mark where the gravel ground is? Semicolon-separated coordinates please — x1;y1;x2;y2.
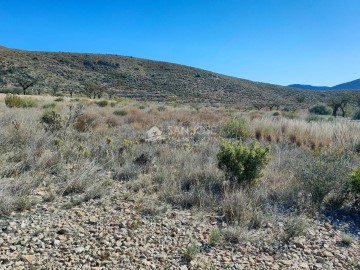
0;182;359;269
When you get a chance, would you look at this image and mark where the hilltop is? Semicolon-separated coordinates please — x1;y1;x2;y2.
289;78;360;91
2;46;358;108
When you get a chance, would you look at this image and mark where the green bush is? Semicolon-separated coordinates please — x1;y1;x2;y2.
54;97;64;102
217;140;270;186
272;111;281;116
219;117;251;139
348;167;360;194
113;109;128;116
309;103;332;115
157;105;166;112
96;100;108;107
305;115;333;122
353;109;360;120
4;94;37;108
42;103;56;109
41;110;64;131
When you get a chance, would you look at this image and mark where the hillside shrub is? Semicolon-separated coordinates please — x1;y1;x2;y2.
309;103;332;115
4;94;37;108
293;150;353;210
42;103;56;109
353;109;360;120
348;167;360;194
113;109;128;116
41;110;64;131
73;112;99;132
96;100;108;107
157;105;166;112
219;117;251;139
54;97;64;102
217;140;270;186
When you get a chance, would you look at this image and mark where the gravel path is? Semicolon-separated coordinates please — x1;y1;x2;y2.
0;182;359;269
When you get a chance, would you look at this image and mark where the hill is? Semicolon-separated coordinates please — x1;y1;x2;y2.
0;46;359;107
288;84;331;91
289;79;360;91
332;78;360;90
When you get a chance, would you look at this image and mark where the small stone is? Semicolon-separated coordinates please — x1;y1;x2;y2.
323;251;333;257
75;246;85;253
53;239;61;245
21;255;36;263
89;217;98;224
280;260;292;266
299;262;309;269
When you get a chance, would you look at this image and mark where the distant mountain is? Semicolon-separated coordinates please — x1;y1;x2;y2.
288;84;331;90
332;79;360;90
289;79;360;91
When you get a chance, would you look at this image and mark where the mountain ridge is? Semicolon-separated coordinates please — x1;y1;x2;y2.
1;46;359;107
289;78;360;91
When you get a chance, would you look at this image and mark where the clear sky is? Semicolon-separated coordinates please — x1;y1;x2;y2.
0;0;359;86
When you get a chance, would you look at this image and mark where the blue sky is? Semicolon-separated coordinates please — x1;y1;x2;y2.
0;0;359;86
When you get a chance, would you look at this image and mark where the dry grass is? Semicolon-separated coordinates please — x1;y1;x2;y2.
0;94;359;247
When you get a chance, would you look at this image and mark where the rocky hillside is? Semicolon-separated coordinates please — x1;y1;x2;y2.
2;46;358;107
1;181;359;269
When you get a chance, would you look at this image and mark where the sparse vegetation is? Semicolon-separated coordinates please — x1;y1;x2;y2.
0;93;359;270
113;109;128;116
218;117;252;139
4;94;37;108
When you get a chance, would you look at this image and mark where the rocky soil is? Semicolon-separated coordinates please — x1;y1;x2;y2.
0;182;359;270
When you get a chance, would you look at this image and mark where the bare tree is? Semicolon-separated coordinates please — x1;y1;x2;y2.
17;74;38;95
328;94;350;117
16;73;38;95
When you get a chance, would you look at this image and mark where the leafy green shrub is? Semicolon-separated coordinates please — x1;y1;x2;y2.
4;94;37;108
209;227;222;246
272;111;281;116
217;140;270;186
348;167;360;194
283;106;296;112
219;118;251;139
309;103;332;115
182;241;201;262
353;109;360;120
41;110;64;131
96;100;108;107
113;109;128;116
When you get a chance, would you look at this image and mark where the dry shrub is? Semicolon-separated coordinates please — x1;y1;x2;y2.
0;176;39;215
106;115;120;128
195;111;220;124
175;111;193;125
73;112;99;132
221;189;264;229
127;107;154;128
